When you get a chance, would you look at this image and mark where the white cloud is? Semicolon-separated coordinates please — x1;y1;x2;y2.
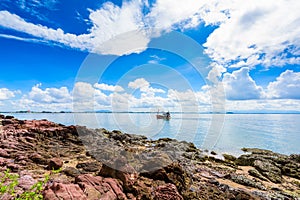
10;84;72;111
0;11;91;51
0;0;149;56
88;1;150;55
1;77;300;112
148;55;166;64
223;67;263;100
28;83;71;103
94;83;124;92
207;63;227;84
267;70;300;99
128;78;165;94
204;0;300;67
146;0;204;31
0;88;17;100
0;0;299;66
128;78;150;90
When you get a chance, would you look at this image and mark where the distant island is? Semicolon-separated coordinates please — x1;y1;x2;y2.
1;110;300;114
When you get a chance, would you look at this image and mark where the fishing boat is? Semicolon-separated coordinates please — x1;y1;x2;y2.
156;110;171;120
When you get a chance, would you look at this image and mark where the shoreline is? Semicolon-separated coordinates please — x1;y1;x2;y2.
1;115;300;199
3;112;300;157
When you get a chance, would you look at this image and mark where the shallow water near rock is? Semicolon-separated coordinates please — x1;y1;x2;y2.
6;113;300;156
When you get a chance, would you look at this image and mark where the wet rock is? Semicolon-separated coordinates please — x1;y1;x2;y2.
5;115;14;119
1;119;13;126
282;162;300;179
223;154;237;162
153;183;183;200
226;173;266;190
48;158;63;170
99;162;137;191
140;152;173;172
2;116;300;200
76;162;101;172
185;142;198;153
235;154;256;166
253;160;282;183
141;162;191;193
63;167;81;177
289;154;300;163
248;169;268;181
43;182;87;200
29;153;47;165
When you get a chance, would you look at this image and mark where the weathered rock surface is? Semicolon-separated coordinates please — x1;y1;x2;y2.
0;116;300;199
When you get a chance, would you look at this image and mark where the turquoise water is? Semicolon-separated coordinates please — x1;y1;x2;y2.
4;113;300;156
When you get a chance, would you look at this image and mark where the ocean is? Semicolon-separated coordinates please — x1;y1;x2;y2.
4;113;300;156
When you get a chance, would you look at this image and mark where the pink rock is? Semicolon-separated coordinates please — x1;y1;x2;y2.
153;183;183;200
18;175;37;190
75;174;127;200
43;182;87;200
0;149;9;158
29;153;45;164
48;158;63;170
99;163;137;190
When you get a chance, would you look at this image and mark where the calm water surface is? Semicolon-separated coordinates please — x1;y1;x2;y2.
5;113;300;156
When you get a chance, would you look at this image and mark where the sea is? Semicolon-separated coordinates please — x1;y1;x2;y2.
3;113;300;156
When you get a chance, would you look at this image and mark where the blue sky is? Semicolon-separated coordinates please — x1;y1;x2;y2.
0;0;300;112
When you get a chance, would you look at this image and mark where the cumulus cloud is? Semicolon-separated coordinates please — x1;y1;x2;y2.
28;83;71;103
223;67;263;100
0;0;149;55
88;1;150;55
0;0;215;56
11;84;72;111
267;70;300;99
204;0;300;67
128;78;165;94
94;83;124;92
206;63;227;84
1;0;299;66
2;76;300;112
0;88;17;100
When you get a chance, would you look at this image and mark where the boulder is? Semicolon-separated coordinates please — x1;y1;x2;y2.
76;162;101;172
99;162;137;191
43;182;87;200
226;174;266;190
141;162;191;193
63;167;81;177
253;160;282;183
0;149;9;158
75;174;127;200
29;153;47;165
48;158;63;170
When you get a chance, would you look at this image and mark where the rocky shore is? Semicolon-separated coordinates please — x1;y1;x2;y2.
0;115;300;199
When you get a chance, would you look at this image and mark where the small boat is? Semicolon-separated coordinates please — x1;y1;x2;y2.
156;110;171;120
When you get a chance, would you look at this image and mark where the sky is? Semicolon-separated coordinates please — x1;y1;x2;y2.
0;0;300;112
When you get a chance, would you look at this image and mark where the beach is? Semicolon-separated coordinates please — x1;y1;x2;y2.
1;115;300;199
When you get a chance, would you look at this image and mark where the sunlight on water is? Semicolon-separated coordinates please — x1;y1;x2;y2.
8;113;300;156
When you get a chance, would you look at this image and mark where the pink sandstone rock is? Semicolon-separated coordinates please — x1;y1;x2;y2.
153;183;183;200
75;174;127;200
43;182;87;200
48;158;63;170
